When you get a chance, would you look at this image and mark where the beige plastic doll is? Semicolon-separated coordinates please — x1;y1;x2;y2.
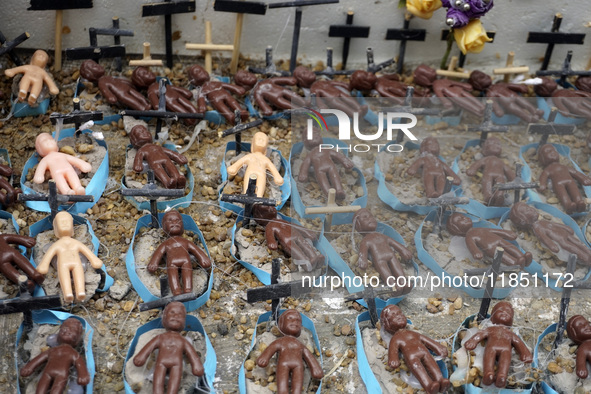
33;133;92;196
226;132;284;197
36;211;103;303
4;50;59;106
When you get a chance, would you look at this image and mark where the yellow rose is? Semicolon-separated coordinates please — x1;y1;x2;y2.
406;0;442;19
453;19;493;55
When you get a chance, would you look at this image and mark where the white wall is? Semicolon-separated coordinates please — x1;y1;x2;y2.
2;0;590;73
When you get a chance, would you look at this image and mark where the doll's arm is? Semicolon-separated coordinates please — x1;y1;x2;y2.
406;158;424;176
187;242;211;269
298;155;312;182
37;243;59;274
532;225;560;253
226;156;247;176
265;227;279;250
265;159;284;185
303;346;324;379
133;149;145;173
489;228;518;241
4;234;36;248
464;330;488;350
221;83;246;96
75;353;91;385
511;332;533;362
466;159;485;177
66;156;92;173
569;167;591;186
43;72;60;95
358;239;369;270
538;168;549;191
4;66;27;78
503;163;516;181
387;339;401;368
184;339;205;376
78;242;103;269
20;350;49;376
133;336;160;367
256;340;279;367
421;334;448;357
464;236;484;260
163;148;188;165
331;151;355;170
576;344;591;379
442;161;461;185
388;238;413;261
271;77;297;86
147;243;166;272
169;85;194;100
33;158;49;184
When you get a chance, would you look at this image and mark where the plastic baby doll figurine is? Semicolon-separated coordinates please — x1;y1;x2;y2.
406;136;461;198
251;74;307;116
381;305;449;394
131;66;199;125
33;133;92;196
0;163;20;206
509;202;591;265
535;77;591;120
537;144;591;214
566;315;591;379
187;64;248;125
20;317;90;393
4;49;59;106
0;233;44;293
252;204;324;271
348;70;429;104
468;70;543;123
293;66;367;118
79;59;151;111
353;209;413;292
130;125;188;189
413;64;485;116
464;302;533;388
133;302;204;394
298;128;354;201
446;212;532;267
226;131;284;197
147;210;211;296
36;211;103;303
466;137;516;206
256;309;323;394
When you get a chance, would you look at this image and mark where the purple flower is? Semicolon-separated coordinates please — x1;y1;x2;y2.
446;8;470;28
465;0;493;19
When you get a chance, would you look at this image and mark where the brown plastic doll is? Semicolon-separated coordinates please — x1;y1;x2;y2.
147;210;211;296
187;64;248;125
566;315;591;379
133;302;204;394
0;233;44;293
256;309;323;394
293;66;367;118
4;49;59;106
252;205;324;271
381;305;449;394
130;125;188;189
20;317;90;393
131;66;199;125
535;77;591;120
537;144;591;214
509;202;591;265
250;74;307;116
79;59;151;111
33;133;92;196
463;302;533;388
36;211;104;303
0;163;20;206
298;128;354;201
353;209;413;292
446;212;532;267
226;132;284;197
468;70;543;123
406;136;461;198
348;70;428;105
465;137;516;206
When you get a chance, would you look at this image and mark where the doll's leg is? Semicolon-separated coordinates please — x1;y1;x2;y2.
59;266;74;303
275;365;291;394
35;373;53;394
152;363;167;394
49;375;68;394
167;264;181;296
14;253;45;284
181;261;193;294
65;169;85;195
495;350;512;388
72;263;86;301
407;357;439;394
327;167;345;200
166;365;183;394
566;180;587;212
290;365;305;394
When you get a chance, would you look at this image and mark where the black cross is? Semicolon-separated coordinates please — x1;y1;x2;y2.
536;50;591;87
380;86;442;143
267;0;340;73
0;30;30;66
247;258;313;323
27;0;94;71
18;181;94;221
138;275;198;311
466;100;509;145
386;16;426;75
554;255;577;347
141;0;196;68
220;175;277;228
328;10;370;70
120;79;204;138
527;109;576;147
441;29;496;68
121;170;184;229
492;163;538;203
477;246;503;321
0;276;62;331
344;287;380;327
219;110;263;155
248;46;289;76
66;17;134;71
366;47;395;74
50;98;104;138
527;14;585;71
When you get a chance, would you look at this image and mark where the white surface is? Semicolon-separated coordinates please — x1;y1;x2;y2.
2;0;591;72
